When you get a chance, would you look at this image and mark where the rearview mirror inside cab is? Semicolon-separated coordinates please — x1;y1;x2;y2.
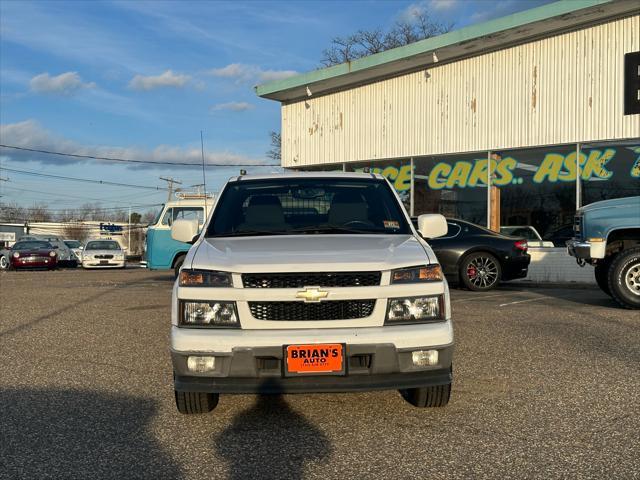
417;214;447;239
171;219;199;244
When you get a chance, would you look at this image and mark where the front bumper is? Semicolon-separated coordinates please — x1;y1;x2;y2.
82;260;125;268
12;258;56;268
171;341;453;394
566;239;607;260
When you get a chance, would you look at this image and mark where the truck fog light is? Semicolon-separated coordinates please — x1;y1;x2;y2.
412;349;438;366
187;356;216;373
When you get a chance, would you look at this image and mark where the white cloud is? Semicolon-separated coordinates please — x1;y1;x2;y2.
429;0;458;11
210;102;254;112
29;72;96;95
398;0;458;22
128;70;191;91
209;63;298;85
0;120;268;169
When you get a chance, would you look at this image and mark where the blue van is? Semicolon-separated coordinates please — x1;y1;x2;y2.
145;194;214;275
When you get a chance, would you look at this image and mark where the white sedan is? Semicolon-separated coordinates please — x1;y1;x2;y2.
81;240;126;269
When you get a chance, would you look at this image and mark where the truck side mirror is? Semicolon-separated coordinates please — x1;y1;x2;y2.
171;219;199;244
417;214;447;239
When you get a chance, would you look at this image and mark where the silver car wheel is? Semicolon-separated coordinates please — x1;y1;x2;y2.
625;261;640;297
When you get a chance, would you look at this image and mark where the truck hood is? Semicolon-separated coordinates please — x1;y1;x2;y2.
579;195;640;213
190;234;433;273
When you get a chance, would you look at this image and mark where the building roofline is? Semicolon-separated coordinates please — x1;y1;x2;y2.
255;0;638;102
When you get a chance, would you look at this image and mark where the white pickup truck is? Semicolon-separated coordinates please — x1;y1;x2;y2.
169;172;454;413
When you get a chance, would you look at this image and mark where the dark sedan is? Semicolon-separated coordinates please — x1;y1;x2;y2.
412;218;530;291
8;240;58;270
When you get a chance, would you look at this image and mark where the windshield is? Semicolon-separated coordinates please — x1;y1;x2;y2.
64;240;81;248
13;241;53;250
207;177;411;237
150;205;164;226
85;241;121;251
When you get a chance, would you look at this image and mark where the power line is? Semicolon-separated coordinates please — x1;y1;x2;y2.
0;167;168;191
0;184;163;205
0;144;280;167
2;203;162;212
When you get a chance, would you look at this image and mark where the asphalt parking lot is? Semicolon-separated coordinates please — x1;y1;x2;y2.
0;268;638;479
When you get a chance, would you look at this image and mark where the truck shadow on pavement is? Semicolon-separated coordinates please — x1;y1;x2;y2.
0;388;183;479
215;384;332;480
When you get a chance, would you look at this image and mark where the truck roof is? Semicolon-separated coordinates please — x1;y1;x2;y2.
228;171;384;182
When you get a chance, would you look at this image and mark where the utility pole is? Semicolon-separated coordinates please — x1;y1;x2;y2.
0;176;8;197
128;205;131;253
159;176;183;201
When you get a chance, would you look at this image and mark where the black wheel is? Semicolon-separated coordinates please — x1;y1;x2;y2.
175;390;219;414
0;255;8;270
173;255;185;278
459;252;501;291
608;247;640;310
594;261;611;296
401;383;451;408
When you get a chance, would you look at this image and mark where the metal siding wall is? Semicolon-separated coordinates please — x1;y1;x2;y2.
281;16;640;167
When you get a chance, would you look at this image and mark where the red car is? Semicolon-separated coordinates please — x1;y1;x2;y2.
9;240;58;270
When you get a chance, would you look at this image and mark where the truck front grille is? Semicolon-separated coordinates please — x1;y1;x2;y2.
242;272;381;288
248;300;376;321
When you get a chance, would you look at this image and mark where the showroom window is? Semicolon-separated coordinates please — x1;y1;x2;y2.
345;159;412;212
492;145;576;239
580;142;640;206
413;154;488;225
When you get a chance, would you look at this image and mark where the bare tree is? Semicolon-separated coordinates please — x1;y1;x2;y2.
321;12;453;67
0;201;26;222
266;131;281;163
29;202;52;222
142;209;159;225
109;209;128;223
62;223;89;243
56;209;77;222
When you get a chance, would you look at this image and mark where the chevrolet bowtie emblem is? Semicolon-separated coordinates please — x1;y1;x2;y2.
296;287;329;303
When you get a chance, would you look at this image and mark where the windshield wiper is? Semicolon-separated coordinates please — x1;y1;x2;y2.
208;230;288;238
288;224;382;234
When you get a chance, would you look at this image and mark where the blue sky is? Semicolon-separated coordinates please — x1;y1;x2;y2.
0;0;552;216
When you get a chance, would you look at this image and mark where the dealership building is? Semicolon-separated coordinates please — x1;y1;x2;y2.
256;0;640;242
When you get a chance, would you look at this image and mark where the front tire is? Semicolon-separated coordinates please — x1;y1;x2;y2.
401;384;451;408
594;261;611;296
459;252;501;291
0;256;8;270
608;248;640;309
175;390;219;414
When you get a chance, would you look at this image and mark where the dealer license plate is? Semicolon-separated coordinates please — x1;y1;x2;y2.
286;344;343;374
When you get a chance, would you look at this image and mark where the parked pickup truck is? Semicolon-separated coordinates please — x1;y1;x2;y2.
169;172;454;414
567;196;640;309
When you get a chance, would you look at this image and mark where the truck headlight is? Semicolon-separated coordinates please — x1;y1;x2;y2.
385;295;444;324
391;265;443;283
179;269;232;287
180;301;239;327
